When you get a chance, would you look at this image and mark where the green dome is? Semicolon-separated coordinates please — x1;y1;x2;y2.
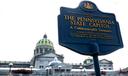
36;34;53;47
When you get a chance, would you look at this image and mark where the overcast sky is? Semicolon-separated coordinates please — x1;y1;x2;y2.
0;0;128;70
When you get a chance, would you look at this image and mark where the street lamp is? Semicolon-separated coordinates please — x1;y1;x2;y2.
30;65;33;74
58;65;62;75
83;68;87;76
45;67;50;76
9;63;13;76
79;63;83;76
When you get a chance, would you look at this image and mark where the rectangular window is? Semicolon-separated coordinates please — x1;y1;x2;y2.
109;68;112;70
109;64;112;67
103;65;106;67
39;66;42;68
104;68;107;70
39;65;44;68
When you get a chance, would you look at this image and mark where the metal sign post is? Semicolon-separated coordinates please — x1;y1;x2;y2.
93;55;101;76
58;1;123;76
90;43;101;76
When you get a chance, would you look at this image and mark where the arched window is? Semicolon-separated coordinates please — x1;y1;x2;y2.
45;40;47;44
39;65;44;68
41;40;44;44
34;50;36;54
40;49;42;53
36;49;39;53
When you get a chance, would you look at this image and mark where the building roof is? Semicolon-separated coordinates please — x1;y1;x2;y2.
0;61;30;64
84;58;113;67
100;59;113;64
0;61;30;68
43;53;63;58
47;57;72;69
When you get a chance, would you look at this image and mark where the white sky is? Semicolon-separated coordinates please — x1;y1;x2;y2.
0;0;128;70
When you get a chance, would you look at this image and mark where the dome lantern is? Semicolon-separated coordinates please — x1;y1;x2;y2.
43;34;47;39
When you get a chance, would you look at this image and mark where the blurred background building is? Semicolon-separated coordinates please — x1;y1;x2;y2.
0;34;127;76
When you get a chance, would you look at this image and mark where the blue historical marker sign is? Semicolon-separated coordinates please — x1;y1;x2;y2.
58;1;123;55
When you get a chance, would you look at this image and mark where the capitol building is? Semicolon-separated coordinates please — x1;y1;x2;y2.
0;34;127;76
